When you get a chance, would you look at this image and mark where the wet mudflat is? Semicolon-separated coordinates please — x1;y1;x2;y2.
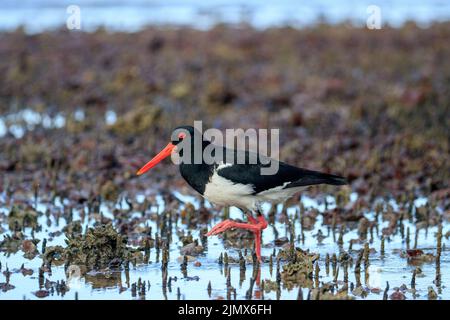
0;190;448;300
0;23;449;300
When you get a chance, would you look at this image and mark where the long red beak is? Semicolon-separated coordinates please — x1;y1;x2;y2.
136;143;175;175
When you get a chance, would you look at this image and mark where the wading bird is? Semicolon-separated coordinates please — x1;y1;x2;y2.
137;126;347;261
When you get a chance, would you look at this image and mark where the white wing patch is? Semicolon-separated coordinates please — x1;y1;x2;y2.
216;161;233;170
257;181;291;195
256;182;304;203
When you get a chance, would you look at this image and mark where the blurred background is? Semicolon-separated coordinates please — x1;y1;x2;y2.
0;0;448;200
1;0;450;31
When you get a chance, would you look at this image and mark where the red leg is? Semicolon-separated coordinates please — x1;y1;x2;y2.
246;213;258;224
254;266;262;299
253;214;268;262
254;231;262;261
206;212;268;262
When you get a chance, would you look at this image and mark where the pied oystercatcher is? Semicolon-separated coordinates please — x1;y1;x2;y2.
137;126;347;261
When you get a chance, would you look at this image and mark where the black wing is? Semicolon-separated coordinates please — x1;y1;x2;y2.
216;148;347;194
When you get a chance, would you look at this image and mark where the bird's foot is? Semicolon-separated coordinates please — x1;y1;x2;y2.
206;214;267;236
206;214;268;262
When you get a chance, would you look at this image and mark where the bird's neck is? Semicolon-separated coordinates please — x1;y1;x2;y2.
178;140;214;195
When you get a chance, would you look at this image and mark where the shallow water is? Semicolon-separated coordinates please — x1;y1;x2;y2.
0;109;116;138
0;191;447;300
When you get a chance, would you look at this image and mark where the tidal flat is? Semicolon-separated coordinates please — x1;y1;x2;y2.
0;191;448;300
0;22;449;300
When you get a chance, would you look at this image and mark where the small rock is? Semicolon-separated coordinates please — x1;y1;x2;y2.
370;287;381;294
21;240;37;253
274;237;289;246
33;290;50;298
0;283;15;292
427;286;438;300
390;290;406;300
180;242;204;256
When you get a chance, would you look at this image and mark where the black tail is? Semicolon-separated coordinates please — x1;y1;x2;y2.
287;170;348;188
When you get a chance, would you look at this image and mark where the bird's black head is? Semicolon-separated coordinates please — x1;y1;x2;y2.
136;125;209;176
171;125;199;146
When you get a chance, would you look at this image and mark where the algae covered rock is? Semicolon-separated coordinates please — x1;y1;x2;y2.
0;232;25;253
180;240;204;256
311;283;353;300
278;246;319;263
62;221;83;236
278;248;319;289
42;224;143;270
8;205;38;229
21;239;39;259
63;224;140;269
43;245;66;266
427;286;438;300
262;279;279;293
402;249;436;264
100;180;120;202
281;261;315;289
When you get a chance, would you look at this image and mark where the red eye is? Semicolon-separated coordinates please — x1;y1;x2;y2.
178;132;186;139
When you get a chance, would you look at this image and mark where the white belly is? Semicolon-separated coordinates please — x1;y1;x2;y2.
203;171;301;211
203;171;257;209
